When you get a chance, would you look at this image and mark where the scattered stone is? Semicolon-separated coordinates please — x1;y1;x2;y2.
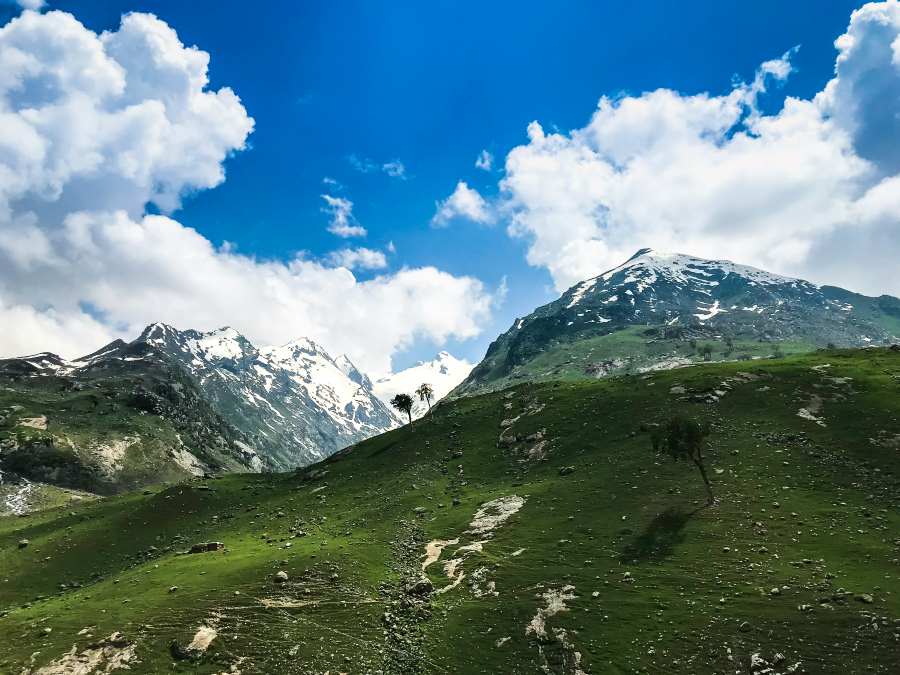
274;571;289;583
189;542;224;554
559;466;576;476
856;593;874;604
18;539;29;549
405;576;434;596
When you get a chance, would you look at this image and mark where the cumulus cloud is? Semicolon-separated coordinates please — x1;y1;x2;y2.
321;194;366;237
475;149;493;171
327;246;388;270
0;9;494;376
432;181;493;226
15;0;45;10
494;1;900;296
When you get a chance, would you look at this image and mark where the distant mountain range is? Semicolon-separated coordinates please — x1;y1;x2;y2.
0;324;400;492
6;249;898;496
373;351;473;419
454;249;900;396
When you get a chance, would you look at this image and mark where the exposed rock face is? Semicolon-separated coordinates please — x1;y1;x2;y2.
0;324;399;492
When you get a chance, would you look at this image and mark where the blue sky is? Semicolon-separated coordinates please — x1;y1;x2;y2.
2;0;897;374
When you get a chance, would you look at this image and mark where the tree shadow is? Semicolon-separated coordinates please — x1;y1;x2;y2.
619;507;695;563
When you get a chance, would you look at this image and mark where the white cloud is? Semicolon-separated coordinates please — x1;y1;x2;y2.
382;160;406;178
321;194;366;237
348;154;377;173
495;2;900;296
475;149;493;171
16;0;45;10
432;181;493;226
327;246;388;270
348;154;407;179
0;9;494;376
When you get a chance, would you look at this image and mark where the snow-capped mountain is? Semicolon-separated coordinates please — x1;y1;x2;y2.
373;351;473;419
134;324;397;467
0;324;398;486
455;249;900;395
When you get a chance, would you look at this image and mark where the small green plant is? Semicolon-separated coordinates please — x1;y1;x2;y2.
651;415;714;505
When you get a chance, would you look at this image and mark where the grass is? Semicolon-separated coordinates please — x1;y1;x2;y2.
1;348;898;673
460;324;816;395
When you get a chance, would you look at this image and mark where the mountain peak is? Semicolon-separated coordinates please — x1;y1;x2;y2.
625;247;655;262
138;322;181;343
265;336;329;359
455;250;900;397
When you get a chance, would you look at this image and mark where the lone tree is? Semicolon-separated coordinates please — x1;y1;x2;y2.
415;383;434;415
651;415;714;505
390;393;414;426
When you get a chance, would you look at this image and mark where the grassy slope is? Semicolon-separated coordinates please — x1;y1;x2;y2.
0;371;250;494
459;324;816;396
0;349;898;674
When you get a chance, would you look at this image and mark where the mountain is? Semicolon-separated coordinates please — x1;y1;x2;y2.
0;324;397;494
373;351;473;419
455;249;900;396
134;324;397;467
2;347;897;673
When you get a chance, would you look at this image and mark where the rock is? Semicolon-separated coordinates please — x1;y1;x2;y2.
769;587;781;596
18;539;29;549
559;466;576;476
739;621;752;632
405;576;434;596
168;586;178;593
304;468;328;481
189;542;224;554
750;653;768;671
856;593;874;604
274;571;289;583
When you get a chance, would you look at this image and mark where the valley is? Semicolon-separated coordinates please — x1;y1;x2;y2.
1;348;897;673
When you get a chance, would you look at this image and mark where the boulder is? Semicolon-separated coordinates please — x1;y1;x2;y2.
189;542;224;554
406;576;434;596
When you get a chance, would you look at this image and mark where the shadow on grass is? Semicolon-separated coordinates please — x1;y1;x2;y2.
620;507;695;563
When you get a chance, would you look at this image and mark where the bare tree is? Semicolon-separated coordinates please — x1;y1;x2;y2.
415;383;434;415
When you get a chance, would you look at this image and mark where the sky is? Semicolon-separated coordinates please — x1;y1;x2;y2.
0;0;898;376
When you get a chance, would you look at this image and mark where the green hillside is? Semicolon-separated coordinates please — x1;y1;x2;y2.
1;348;898;674
0;360;256;495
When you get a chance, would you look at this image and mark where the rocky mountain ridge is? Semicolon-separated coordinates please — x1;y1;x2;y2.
455;249;900;395
0;324;399;494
